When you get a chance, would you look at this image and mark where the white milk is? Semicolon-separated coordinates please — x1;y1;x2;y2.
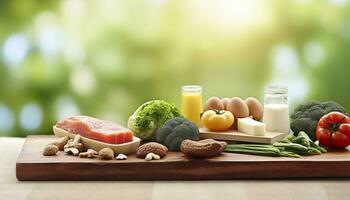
263;104;290;134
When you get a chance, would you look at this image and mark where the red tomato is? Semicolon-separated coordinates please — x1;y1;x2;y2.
316;112;350;148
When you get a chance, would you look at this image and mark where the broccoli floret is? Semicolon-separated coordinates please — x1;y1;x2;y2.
322;101;347;114
290;101;348;141
291;101;320;118
156;117;200;151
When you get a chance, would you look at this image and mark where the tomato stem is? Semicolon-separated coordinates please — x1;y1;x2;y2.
213;110;223;115
328;116;346;132
327;116;346;147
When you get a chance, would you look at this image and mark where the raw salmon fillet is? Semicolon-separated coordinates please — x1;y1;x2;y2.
56;116;133;144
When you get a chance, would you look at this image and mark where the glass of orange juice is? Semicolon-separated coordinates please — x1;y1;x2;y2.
181;85;203;127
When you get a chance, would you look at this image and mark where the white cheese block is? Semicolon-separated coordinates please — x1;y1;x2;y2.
237;117;266;136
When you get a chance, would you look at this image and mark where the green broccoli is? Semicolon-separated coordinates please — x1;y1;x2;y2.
156;117;200;151
290;101;348;141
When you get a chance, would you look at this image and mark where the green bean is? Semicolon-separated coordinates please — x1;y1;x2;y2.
297;131;312;141
276;147;286;151
306;147;322;155
226;146;281;154
225;148;280;157
227;144;275;148
310;142;327;153
283;147;321;155
279;151;301;158
292;136;310;147
225;138;325;158
273;142;309;152
297;131;327;153
281;134;295;143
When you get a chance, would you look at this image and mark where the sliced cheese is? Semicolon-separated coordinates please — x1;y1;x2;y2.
237;117;266;136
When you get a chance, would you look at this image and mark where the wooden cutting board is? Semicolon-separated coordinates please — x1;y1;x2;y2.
199;128;286;144
16;135;350;181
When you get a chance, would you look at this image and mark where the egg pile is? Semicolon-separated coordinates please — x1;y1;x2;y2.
203;96;263;123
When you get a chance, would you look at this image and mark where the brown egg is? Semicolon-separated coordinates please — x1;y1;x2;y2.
245;97;263;121
204;97;224;111
221;98;231;110
227;97;249;118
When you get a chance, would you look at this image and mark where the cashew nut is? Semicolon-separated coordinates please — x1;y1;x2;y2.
116;154;128;160
145;153;160;161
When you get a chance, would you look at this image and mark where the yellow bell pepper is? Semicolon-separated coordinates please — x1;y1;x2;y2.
201;110;234;131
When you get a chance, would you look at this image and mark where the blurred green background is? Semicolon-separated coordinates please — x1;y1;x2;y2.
0;0;349;137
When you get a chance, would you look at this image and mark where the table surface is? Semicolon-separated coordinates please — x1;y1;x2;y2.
1;137;350;200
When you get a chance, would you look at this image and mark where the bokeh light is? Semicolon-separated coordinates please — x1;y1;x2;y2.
19;103;42;132
35;12;63;60
303;41;326;68
70;66;97;96
1;0;350;137
0;104;15;134
54;96;80;120
2;34;30;68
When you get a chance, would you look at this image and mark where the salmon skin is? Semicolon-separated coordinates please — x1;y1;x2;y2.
56;116;134;144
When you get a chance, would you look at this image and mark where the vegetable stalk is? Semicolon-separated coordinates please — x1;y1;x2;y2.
225;131;327;158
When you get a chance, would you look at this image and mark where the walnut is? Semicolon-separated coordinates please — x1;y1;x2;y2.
43;144;59;156
180;139;227;158
137;142;168;158
99;148;114;160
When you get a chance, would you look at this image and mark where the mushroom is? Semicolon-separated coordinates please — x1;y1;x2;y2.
180;139;227;158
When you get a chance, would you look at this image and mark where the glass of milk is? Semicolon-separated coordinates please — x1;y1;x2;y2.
263;85;290;134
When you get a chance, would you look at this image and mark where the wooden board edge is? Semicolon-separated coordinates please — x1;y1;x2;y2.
16;160;350;181
16;163;26;181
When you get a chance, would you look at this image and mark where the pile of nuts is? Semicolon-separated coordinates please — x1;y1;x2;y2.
42;135;127;160
64;135;84;156
43;136;226;162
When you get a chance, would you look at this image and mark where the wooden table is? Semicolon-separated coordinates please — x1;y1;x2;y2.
1;137;350;200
